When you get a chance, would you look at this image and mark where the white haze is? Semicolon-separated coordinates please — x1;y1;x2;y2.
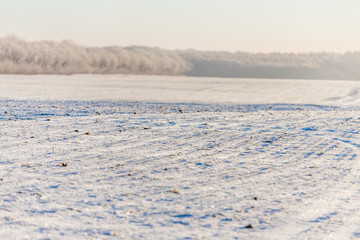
1;36;360;80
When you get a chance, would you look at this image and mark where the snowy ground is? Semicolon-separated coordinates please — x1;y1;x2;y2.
1;75;360;239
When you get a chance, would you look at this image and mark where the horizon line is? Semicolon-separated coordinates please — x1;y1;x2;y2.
2;35;359;55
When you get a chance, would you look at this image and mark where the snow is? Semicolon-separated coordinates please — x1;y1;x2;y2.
0;75;360;239
1;74;360;106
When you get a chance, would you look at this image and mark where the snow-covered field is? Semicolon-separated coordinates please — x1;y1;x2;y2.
1;75;360;239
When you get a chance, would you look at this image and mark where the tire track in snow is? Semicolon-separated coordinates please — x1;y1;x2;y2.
292;137;360;239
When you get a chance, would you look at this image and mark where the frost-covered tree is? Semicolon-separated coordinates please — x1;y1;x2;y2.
0;35;360;80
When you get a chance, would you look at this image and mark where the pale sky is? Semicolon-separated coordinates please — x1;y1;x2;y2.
1;0;360;52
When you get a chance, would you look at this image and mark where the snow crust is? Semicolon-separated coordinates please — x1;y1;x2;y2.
0;75;360;239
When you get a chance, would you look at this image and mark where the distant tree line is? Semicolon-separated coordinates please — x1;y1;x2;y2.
1;36;360;80
0;36;189;75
